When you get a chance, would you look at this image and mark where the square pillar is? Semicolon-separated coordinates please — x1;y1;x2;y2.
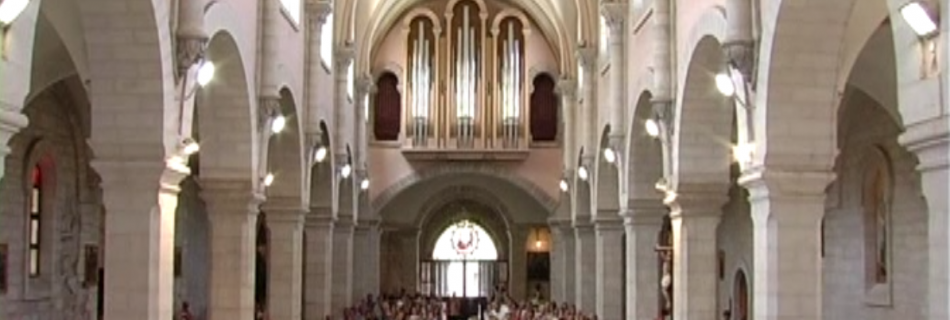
548;218;575;303
264;205;306;320
95;160;180;320
669;193;725;320
509;227;529;300
203;181;262;320
573;222;596;314
624;204;666;320
899;119;948;320
331;219;354;316
594;218;624;320
303;213;334;320
352;221;380;301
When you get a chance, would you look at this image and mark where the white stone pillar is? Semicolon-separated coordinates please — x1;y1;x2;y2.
95;160;183;320
303;212;334;320
601;2;627;137
740;170;830;320
669;192;725;320
576;48;598;152
574;222;596;314
334;48;355;156
264;204;306;320
557;80;578;168
899;117;949;320
625;203;666;320
331;219;354;316
0;107;27;182
594;218;624;320
304;0;332;133
203;180;262;320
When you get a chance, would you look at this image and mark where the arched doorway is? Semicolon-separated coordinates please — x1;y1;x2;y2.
425;219;500;298
733;270;749;320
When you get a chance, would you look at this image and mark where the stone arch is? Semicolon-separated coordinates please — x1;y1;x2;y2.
310;121;334;211
626;90;665;205
373;164;557;214
416;186;515;260
672;34;732;194
595;126;621;216
196;30;256;182
264;88;306;206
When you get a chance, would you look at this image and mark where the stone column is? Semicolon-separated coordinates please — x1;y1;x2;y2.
576;48;598;152
352;220;380;301
334;48;355;156
668;192;725;320
739;169;830;320
594;218;624;320
509;227;529;300
624;203;666;320
548;218;575;303
601;2;627;137
264;202;306;320
573;221;596;314
331;219;354;316
899;117;949;320
203;180;262;320
304;0;332;133
303;211;334;320
95;160;184;320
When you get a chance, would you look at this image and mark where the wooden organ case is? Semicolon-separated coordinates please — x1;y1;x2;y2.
376;0;556;160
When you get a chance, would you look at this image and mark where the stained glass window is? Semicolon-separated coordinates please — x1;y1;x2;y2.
28;166;42;277
432;220;497;297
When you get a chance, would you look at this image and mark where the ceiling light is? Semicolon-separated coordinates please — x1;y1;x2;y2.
901;2;938;37
715;73;735;97
577;166;589;181
196;60;216;87
360;178;370;190
603;147;616;163
0;0;29;25
271;115;286;134
645;119;660;137
559;179;569;192
313;146;328;163
263;173;275;187
181;138;200;155
340;164;352;179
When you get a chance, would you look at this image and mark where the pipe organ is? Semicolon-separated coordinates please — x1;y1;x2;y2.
398;0;538;159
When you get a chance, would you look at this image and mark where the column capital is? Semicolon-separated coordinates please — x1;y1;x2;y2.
334;46;355;72
900;115;949;171
576;47;598;69
306;0;333;24
600;3;627;36
666;184;729;218
304;213;336;228
738;165;835;202
200;179;264;212
556;78;578;98
175;36;208;76
593;217;624;231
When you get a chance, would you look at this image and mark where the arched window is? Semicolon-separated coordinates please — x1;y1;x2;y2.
432;220;497;297
374;73;402;141
321;14;334;70
27;165;43;277
529;74;558;142
863;147;892;287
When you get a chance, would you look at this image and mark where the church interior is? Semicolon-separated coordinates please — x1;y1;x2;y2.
0;0;947;319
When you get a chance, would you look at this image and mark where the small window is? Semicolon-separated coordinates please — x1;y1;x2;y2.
321;14;334;70
374;73;401;141
280;0;301;25
27;166;42;277
529;74;558;142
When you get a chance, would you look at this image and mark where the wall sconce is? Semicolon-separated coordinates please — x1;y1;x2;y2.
340;163;352;179
577;166;589;181
262;173;275;187
313;145;328;163
360;177;370;191
559;179;569;192
603;147;616;164
645;119;660;138
196;60;216;87
0;0;29;26
271;114;286;134
180;137;200;156
901;1;939;38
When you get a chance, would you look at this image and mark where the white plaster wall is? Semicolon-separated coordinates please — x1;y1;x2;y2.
822;91;928;320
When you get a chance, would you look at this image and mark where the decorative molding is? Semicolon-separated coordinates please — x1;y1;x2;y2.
176;37;207;77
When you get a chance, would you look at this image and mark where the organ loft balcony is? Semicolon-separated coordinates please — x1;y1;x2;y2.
367;0;561;161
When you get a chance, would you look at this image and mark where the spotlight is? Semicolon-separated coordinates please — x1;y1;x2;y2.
732;143;755;163
271;115;286;134
535;240;542;249
559;179;569;192
645;119;660;138
0;0;29;25
603;147;616;163
313;146;328;163
263;173;275;187
360;178;370;190
181;138;200;155
654;177;669;192
340;164;352;179
716;73;735;97
577;166;589;181
901;2;938;37
196;60;216;87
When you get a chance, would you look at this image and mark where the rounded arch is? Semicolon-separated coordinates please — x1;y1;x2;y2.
626;90;665;204
672;34;732;193
431;220;499;260
373;164;557;214
596;126;621;214
310;121;334;210
416;187;514;261
265;88;306;205
197;30;256;181
356;0;572;79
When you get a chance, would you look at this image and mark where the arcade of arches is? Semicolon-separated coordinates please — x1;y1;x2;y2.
0;0;948;320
